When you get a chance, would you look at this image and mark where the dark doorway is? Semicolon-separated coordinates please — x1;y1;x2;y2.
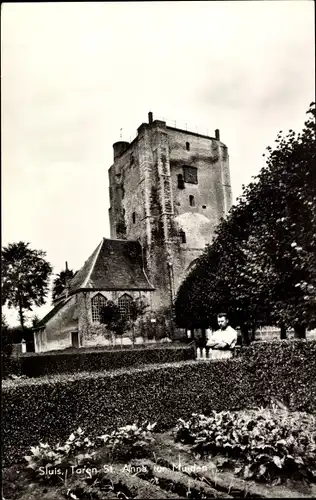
71;331;79;348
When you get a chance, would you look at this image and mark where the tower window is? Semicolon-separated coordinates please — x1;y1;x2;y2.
186;142;190;151
183;166;198;184
130;153;134;164
132;212;136;224
180;230;186;244
91;293;107;323
189;195;195;207
118;294;133;320
177;174;185;189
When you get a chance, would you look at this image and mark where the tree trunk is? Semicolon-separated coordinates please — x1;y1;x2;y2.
280;324;287;340
18;294;25;332
132;324;136;347
294;325;306;339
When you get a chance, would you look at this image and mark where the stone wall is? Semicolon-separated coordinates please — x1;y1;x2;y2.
34;296;78;353
77;290;153;347
166;127;232;293
108;115;232;311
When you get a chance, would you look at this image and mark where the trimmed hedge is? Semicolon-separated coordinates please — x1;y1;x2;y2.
8;345;196;378
2;340;316;467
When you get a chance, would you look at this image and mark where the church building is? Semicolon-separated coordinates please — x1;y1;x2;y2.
33;112;232;352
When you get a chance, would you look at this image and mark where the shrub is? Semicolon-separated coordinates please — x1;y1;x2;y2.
175;409;316;483
13;344;195;378
3;340;316;467
1;350;23;379
97;421;157;461
24;427;97;480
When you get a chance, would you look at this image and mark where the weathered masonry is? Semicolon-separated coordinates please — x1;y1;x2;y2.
34;112;232;352
108;112;232;310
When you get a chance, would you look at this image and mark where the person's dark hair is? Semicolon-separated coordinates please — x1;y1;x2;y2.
217;313;228;319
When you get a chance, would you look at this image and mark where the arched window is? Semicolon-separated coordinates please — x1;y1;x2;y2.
186;142;190;151
189;195;195;207
118;294;133;320
177;174;185;189
132;212;136;224
91;293;107;322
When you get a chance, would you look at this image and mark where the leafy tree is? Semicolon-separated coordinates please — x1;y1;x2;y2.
100;300;129;337
128;297;149;341
31;314;41;328
1;314;11;352
1;242;53;331
100;298;148;341
175;103;316;341
52;267;75;302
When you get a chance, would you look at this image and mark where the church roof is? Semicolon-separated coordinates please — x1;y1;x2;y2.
59;238;154;298
34;297;72;329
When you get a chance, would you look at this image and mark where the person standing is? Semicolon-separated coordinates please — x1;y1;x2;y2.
206;313;238;359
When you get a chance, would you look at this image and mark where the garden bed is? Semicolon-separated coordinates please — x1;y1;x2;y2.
2;408;316;499
3;341;316;468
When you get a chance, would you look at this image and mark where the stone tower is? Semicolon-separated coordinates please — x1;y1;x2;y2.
108;112;232;311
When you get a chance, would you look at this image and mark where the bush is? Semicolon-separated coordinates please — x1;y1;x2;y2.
1;351;23;379
12;345;195;378
3;340;316;467
175;409;316;483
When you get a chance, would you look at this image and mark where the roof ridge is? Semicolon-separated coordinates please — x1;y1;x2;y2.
33;296;72;330
82;239;104;288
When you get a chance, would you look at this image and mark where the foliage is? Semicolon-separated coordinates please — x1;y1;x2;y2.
31;314;41;328
99;300;128;336
97;421;156;461
175;103;316;339
1;314;26;379
140;306;173;341
175;408;316;483
24;427;97;478
1;314;13;378
3;341;315;467
7;344;195;377
2;324;34;346
100;297;148;337
1;241;53;330
1;313;11;351
52;267;75;302
19;423;158;500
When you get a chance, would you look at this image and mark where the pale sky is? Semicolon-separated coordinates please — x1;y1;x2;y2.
1;1;315;325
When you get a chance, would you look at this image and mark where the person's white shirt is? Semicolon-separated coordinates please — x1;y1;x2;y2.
206;325;237;350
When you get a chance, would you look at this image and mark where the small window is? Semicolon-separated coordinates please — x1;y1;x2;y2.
91;293;107;323
202;205;206;209
130;153;134;164
118;294;133;320
186;142;190;151
189;195;195;207
177;174;185;189
132;212;136;224
180;230;186;244
183;166;198;184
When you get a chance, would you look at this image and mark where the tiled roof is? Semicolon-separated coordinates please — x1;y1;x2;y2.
34;297;72;329
59;238;154;298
